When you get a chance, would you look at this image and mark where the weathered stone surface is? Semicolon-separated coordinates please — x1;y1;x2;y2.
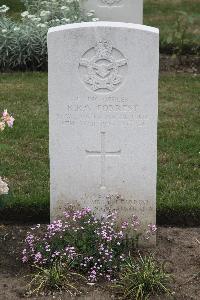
80;0;143;24
48;22;159;242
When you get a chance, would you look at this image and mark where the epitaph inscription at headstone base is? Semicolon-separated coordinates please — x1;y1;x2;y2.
80;0;143;24
48;22;159;243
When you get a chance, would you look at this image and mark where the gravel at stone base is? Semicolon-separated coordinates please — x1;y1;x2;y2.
0;225;199;300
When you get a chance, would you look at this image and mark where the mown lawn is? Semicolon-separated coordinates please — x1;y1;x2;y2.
144;0;200;45
157;72;200;224
0;73;49;219
0;73;199;223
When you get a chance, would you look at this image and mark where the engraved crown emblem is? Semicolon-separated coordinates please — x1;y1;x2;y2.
79;40;128;93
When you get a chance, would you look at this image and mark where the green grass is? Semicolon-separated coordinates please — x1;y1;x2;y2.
0;73;199;223
157;73;200;223
144;0;200;44
0;73;49;216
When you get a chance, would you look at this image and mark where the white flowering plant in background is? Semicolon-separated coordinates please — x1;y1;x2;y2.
0;109;15;196
0;4;9;14
21;0;98;27
0;1;98;70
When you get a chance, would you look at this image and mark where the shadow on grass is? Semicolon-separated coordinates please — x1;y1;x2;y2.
1;207;200;226
0;207;50;224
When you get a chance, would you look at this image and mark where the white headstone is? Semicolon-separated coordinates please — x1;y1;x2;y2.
80;0;143;24
48;22;159;240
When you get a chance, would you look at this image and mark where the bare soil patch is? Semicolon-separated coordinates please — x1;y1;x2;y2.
160;55;200;74
0;225;199;300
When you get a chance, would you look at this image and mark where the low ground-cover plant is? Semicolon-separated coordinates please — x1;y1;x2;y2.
26;259;86;297
0;1;97;70
0;109;15;196
114;254;172;300
22;207;157;295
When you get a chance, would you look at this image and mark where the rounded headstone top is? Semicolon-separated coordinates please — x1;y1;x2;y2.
48;22;159;35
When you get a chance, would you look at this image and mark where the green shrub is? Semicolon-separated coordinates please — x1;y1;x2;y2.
0;17;48;70
0;0;96;70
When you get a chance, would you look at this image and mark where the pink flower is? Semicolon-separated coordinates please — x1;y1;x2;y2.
148;223;157;233
6;115;15;127
22;249;27;255
2;109;8;118
121;221;128;229
34;252;42;263
131;215;140;231
22;256;28;263
1;109;15;130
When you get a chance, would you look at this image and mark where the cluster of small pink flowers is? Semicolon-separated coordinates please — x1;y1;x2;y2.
0;109;15;196
145;223;158;240
64;246;76;259
22;207;157;283
131;215;140;230
22;249;28;263
0;109;15;132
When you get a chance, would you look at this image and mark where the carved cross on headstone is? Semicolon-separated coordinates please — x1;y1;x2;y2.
86;132;121;189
